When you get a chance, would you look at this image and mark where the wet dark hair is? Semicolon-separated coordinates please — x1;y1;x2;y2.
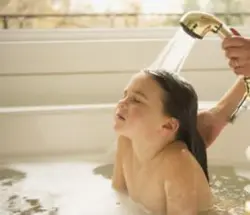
145;69;209;181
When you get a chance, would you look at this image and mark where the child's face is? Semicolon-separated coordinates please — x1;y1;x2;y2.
114;72;170;139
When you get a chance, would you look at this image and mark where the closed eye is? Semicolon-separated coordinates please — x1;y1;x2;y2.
123;90;147;101
130;96;141;103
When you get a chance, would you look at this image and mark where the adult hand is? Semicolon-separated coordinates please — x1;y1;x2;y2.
222;28;250;77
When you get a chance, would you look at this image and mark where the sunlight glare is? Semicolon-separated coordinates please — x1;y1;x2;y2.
70;0;185;13
245;201;250;213
141;0;183;14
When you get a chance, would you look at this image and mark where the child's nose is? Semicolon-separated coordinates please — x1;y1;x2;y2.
118;98;128;109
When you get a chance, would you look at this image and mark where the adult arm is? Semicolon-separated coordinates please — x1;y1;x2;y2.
197;28;249;147
197;76;246;147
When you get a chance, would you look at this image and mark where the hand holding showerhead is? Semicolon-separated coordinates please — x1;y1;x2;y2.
222;28;250;77
180;11;250;123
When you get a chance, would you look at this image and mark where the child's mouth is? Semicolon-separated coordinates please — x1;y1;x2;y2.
116;113;125;120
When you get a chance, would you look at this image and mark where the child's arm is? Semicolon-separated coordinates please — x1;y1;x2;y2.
111;136;128;192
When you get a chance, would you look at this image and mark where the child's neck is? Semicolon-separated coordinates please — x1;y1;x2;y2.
130;135;174;165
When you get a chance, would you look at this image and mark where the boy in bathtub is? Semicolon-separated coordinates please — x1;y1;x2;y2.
112;69;211;215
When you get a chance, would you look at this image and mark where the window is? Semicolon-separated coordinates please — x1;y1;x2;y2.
0;0;249;29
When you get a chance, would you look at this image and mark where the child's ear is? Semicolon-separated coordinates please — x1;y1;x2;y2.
162;117;179;136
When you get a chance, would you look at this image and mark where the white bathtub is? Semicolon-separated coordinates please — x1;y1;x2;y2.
0;102;250;165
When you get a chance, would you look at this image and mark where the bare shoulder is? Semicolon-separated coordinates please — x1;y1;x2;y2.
161;140;208;183
161;141;212;212
161;141;195;173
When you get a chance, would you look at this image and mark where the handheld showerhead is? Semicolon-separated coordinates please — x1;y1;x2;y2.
179;11;232;39
180;11;250;122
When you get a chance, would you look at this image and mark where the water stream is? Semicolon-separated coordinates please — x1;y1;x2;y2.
149;27;195;74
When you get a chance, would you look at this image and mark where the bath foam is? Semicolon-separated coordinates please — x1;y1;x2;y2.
0;162;152;215
1;161;249;214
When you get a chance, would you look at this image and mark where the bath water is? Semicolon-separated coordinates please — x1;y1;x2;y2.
0;158;249;215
